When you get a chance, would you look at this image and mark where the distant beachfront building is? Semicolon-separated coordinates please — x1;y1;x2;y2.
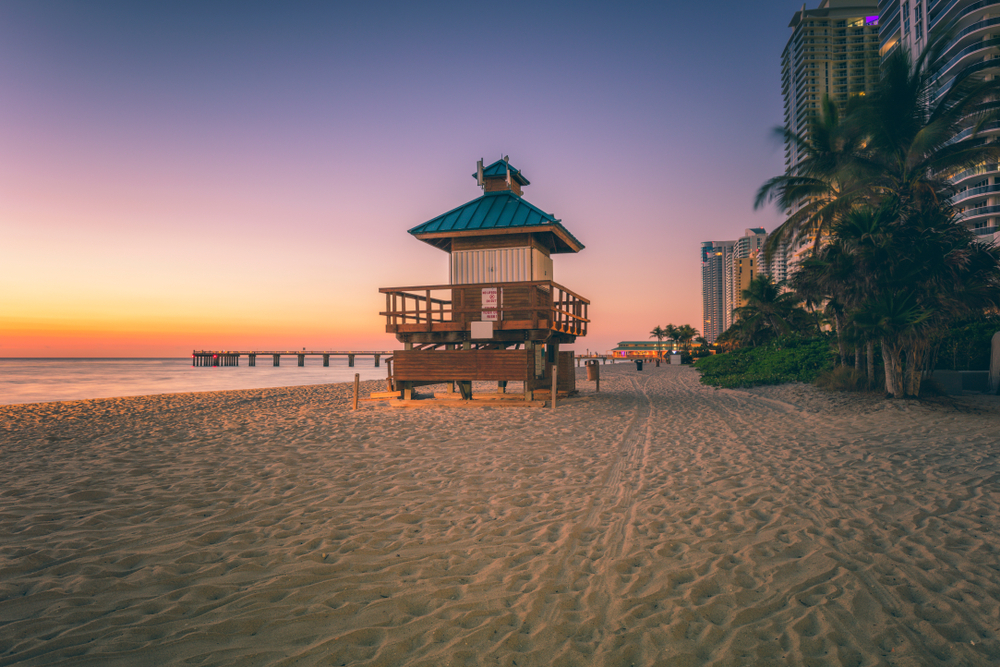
609;341;673;358
780;0;881;272
877;0;1000;245
702;229;767;343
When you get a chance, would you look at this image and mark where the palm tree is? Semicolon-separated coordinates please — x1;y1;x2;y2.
649;326;667;359
755;95;870;261
731;275;804;340
757;35;1000;264
663;324;680;354
674;324;700;352
852;39;1000;218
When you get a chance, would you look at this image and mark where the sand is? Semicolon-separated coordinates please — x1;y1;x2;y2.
2;364;1000;666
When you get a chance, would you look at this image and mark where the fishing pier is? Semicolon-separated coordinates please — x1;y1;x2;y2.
192;350;392;368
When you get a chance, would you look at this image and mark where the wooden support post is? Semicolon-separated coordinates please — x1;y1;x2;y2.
348;354;355;367
323;354;330;367
425;289;432;332
273;354;280;366
402;381;413;401
459;381;472;400
249;354;256;367
386;359;393;391
297;354;305;367
374;354;380;368
551;366;558;410
352;373;359;411
497;380;507;394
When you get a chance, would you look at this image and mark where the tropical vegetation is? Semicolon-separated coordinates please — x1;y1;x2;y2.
695;336;834;389
728;35;1000;398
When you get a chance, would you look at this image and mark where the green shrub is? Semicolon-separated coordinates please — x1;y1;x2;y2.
694;337;835;388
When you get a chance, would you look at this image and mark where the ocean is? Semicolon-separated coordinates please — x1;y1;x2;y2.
0;357;390;406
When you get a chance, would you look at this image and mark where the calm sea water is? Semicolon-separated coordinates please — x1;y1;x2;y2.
0;358;390;406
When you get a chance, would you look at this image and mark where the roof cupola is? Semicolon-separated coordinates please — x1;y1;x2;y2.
474;156;529;197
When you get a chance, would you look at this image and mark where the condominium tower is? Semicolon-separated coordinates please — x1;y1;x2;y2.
878;0;1000;243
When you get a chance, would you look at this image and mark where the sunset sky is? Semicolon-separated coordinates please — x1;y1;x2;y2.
1;1;800;357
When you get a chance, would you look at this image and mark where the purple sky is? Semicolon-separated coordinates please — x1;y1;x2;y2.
1;1;801;356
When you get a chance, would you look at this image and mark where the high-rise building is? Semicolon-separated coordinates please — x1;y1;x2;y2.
701;240;734;343
878;0;1000;244
781;1;882;273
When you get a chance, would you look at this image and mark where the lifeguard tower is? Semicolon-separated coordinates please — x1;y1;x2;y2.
379;157;590;402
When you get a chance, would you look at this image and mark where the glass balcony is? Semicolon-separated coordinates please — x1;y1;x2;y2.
951;183;1000;203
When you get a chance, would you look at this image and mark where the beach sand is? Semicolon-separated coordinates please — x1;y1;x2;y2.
2;364;1000;666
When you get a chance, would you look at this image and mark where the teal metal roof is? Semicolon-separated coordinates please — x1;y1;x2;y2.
473;159;529;186
408;191;584;252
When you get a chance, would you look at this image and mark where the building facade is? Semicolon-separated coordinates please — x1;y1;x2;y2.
878;0;1000;245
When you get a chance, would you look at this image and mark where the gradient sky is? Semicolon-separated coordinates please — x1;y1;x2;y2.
1;1;803;357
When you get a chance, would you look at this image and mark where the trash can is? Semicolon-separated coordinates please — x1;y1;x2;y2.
635;360;643;371
586;359;599;381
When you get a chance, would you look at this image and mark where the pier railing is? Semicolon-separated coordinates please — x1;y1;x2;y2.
379;280;589;337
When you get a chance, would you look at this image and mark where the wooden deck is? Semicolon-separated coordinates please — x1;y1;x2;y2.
379;280;589;338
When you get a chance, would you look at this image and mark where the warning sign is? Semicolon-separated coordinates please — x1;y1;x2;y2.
482;287;500;321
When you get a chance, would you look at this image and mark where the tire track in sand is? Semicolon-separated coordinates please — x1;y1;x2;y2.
512;373;655;662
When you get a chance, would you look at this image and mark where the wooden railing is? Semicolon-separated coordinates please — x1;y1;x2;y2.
379;280;589;337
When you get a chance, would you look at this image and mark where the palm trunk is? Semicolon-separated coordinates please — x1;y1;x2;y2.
906;339;929;397
855;345;861;374
834;311;847;366
882;338;905;399
866;341;875;389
